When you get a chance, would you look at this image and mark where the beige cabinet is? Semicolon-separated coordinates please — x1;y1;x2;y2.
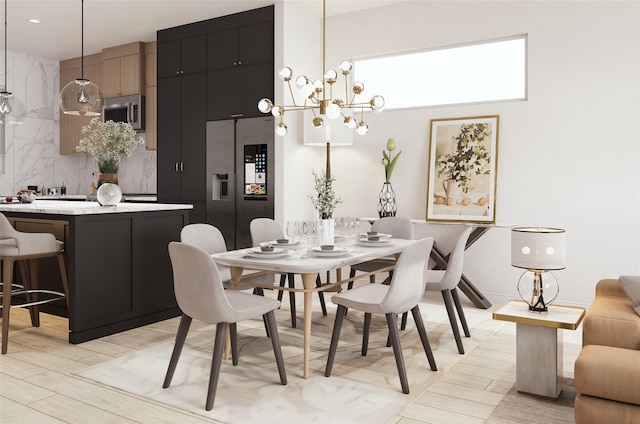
144;41;157;150
59;53;103;155
101;42;145;97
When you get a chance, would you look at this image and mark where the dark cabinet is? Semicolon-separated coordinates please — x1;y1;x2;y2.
157;6;273;222
157;35;206;78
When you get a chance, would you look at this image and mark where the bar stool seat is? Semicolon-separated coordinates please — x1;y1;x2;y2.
0;213;69;354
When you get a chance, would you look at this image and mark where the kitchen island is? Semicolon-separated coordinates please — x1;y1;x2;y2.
0;200;192;343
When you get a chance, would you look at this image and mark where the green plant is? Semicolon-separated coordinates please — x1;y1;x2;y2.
381;138;401;183
437;123;491;193
77;117;143;174
309;170;342;219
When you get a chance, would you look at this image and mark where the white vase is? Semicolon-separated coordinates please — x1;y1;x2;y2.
317;218;335;246
97;183;123;207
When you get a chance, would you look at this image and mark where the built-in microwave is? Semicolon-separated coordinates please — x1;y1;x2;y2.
103;94;145;131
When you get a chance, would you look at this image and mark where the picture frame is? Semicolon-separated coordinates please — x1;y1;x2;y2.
426;115;499;223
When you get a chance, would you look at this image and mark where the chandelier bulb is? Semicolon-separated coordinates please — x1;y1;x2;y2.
257;98;273;113
0;100;11;114
300;82;314;98
312;79;323;93
276;122;288;136
352;81;364;95
324;69;337;83
339;60;353;74
370;95;385;112
343;116;357;129
325;103;341;120
271;106;284;117
295;75;309;89
279;67;293;81
356;121;369;135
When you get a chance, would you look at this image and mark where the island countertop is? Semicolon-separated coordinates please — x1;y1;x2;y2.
0;200;192;215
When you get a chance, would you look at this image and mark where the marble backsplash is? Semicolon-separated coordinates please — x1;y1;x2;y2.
0;50;157;197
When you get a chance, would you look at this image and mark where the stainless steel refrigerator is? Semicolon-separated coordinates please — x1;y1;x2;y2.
206;117;274;249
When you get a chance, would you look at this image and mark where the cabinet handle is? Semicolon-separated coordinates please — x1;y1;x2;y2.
230;113;244;118
237;60;242;65
175;162;179;172
180;162;184;172
176;70;180;75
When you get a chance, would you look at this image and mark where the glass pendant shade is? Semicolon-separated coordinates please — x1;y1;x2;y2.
325;102;341;119
60;78;103;116
257;98;273;113
275;122;288;136
0;92;12;114
356;121;369;135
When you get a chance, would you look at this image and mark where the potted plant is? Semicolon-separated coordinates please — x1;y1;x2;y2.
76;117;144;186
309;170;342;245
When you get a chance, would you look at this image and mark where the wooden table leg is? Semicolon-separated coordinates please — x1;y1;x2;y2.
301;273;318;379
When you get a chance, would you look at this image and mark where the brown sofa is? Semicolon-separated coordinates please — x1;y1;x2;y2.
574;277;640;423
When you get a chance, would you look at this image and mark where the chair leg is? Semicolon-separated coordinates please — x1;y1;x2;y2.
442;290;465;354
2;258;14;354
347;268;356;290
362;312;372;356
385;312;409;394
264;310;287;385
163;314;192;388
400;311;408;331
20;259;39;327
325;304;347;377
287;273;296;328
277;274;286;302
206;321;228;411
316;275;327;316
451;287;470;337
230;323;238;366
411;305;437;371
252;287;271;338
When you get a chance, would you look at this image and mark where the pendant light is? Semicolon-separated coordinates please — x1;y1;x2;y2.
59;0;103;116
0;0;12;114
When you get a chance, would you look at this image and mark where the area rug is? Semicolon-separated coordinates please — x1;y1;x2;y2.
486;377;576;424
76;298;499;424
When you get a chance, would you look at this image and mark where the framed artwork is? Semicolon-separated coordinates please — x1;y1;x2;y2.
426;115;499;223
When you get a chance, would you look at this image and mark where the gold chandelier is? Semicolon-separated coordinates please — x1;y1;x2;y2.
257;0;385;137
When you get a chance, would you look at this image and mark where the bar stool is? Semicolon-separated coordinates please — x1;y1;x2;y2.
0;213;69;354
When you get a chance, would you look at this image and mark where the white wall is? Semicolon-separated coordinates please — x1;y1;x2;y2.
277;1;640;307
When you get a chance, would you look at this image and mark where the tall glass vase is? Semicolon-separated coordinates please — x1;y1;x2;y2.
378;182;397;218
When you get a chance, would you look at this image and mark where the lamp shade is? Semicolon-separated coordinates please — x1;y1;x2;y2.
511;227;566;271
60;78;103;116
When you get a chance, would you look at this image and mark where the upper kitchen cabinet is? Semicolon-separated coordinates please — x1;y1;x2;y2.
101;42;146;97
59;53;103;155
157;35;206;79
206;8;274;120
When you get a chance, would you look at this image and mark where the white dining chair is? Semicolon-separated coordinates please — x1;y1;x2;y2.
249;218;327;328
401;227;473;354
324;237;437;394
164;242;287;411
347;216;414;289
0;213;69;354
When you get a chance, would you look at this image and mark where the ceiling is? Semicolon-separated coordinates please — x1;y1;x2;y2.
4;0;406;61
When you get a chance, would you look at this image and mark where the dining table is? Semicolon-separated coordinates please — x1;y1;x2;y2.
210;236;419;378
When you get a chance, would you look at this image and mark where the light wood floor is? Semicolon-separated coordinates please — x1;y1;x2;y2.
0;296;582;424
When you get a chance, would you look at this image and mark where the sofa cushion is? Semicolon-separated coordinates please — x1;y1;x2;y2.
575;344;640;406
619;275;640;317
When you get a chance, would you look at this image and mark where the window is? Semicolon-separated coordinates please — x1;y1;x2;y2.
353;36;527;109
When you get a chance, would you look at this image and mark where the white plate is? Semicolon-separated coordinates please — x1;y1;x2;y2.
360;232;392;239
310;247;350;257
245;247;289;259
358;238;392;246
262;240;300;247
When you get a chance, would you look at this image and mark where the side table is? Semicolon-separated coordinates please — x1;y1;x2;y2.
493;300;585;398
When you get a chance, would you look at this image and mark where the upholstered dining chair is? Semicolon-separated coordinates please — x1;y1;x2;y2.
401;227;473;354
325;237;437;394
347;216;414;289
0;213;69;354
249;218;327;328
164;242;287;411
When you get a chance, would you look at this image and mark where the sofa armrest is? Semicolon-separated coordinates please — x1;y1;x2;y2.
595;278;628;297
575;344;640;406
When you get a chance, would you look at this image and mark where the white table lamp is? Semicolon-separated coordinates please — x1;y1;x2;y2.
511;227;566;312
